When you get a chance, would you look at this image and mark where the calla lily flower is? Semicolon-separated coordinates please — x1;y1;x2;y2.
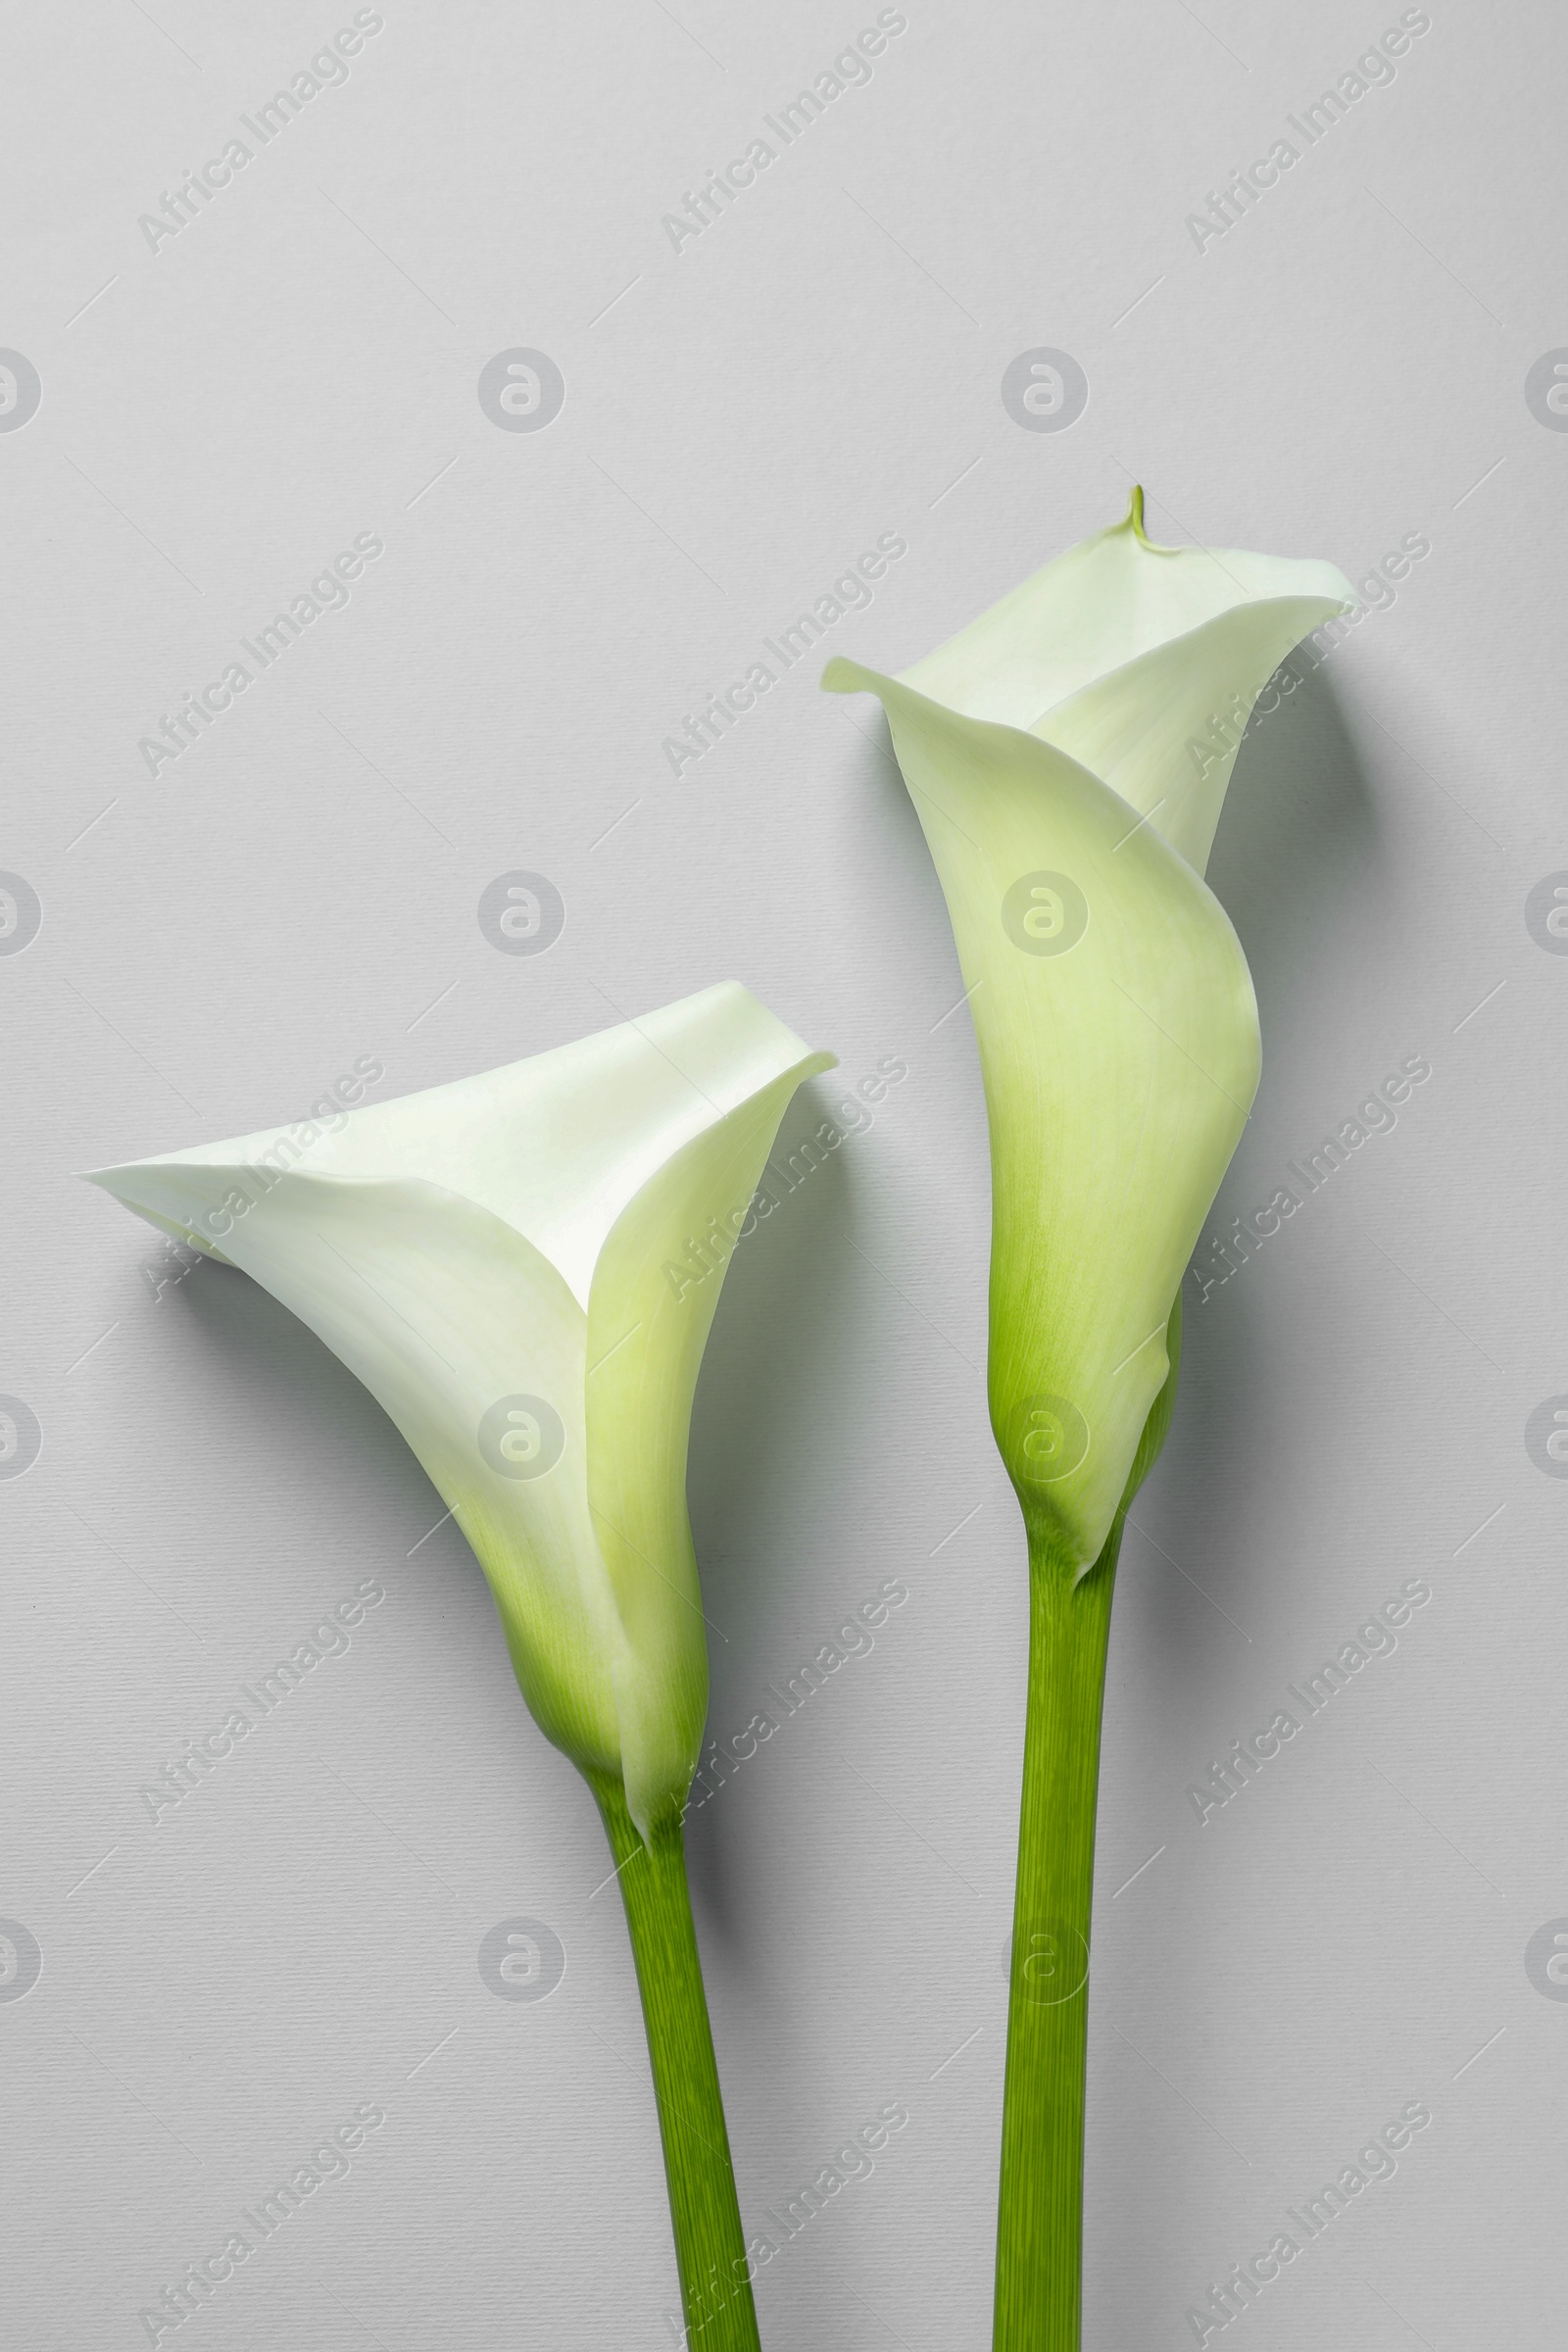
824;489;1353;2352
826;486;1352;1567
87;980;833;2352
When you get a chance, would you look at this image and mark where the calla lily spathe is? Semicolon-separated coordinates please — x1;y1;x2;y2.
825;488;1355;1572
87;982;833;1837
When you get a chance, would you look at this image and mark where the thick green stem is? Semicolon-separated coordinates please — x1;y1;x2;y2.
594;1783;760;2352
992;1522;1122;2352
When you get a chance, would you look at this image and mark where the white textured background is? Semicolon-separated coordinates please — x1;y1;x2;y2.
3;1;1565;2345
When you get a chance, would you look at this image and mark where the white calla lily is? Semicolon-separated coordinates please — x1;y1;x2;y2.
826;486;1354;1568
88;980;832;2352
87;980;831;1838
892;481;1353;876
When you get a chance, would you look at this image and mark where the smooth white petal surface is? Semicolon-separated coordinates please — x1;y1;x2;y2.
104;983;822;1312
900;490;1350;745
824;662;1258;1565
1033;590;1349;875
585;1068;815;1823
87;984;833;1834
900;491;1353;877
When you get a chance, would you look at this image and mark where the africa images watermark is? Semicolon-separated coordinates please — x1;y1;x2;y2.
1184;1574;1432;1829
661;533;908;779
1185;528;1432;792
1188;1053;1433;1305
136;2100;388;2343
136;11;386;253
135;532;386;778
663;2099;911;2344
130;1075;402;1410
1184;9;1433;254
660;11;909;254
143;1054;386;1299
1183;2098;1433;2343
662;1054;909;1303
684;1574;910;1824
137;1579;388;1825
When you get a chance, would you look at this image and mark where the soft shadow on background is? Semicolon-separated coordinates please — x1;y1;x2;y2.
1141;662;1387;1659
172;1255;440;1517
154;1249;522;1732
1094;663;1395;2349
1208;660;1386;1056
684;1080;862;1939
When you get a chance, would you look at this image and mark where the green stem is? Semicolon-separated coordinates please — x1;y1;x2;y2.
594;1783;760;2352
992;1520;1123;2352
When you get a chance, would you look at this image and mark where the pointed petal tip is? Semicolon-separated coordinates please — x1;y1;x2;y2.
1112;481;1184;558
80;1158;193;1205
